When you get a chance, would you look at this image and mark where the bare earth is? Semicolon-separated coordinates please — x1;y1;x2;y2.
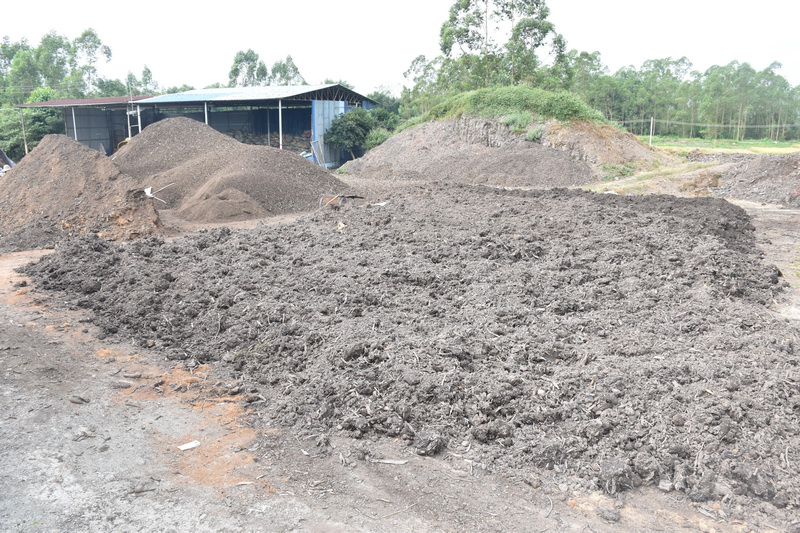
1;118;799;532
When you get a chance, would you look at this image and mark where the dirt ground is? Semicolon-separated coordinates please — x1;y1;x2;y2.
2;118;800;532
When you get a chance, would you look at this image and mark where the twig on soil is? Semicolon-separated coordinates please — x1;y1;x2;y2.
544;496;553;518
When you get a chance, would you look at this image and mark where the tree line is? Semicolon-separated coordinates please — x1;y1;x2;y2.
2;1;799;160
398;0;800;141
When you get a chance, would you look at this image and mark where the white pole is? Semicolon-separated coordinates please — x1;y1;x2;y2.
72;108;78;140
19;110;29;154
278;99;283;150
137;105;142;134
649;116;654;146
204;102;209;124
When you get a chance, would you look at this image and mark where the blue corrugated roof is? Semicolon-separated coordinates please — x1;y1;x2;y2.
137;84;358;104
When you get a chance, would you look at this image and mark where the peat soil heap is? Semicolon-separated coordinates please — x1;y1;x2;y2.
114;117;350;222
340;118;674;187
0;135;161;252
340;118;595;187
23;185;800;514
714;151;800;207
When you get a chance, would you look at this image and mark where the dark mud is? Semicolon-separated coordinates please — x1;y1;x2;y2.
22;185;800;519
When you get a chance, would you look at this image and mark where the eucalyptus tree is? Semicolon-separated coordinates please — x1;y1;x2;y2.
267;55;306;85
439;0;562;88
228;49;268;87
71;29;112;96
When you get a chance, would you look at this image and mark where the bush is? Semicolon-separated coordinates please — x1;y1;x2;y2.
326;108;374;159
526;126;544;142
364;127;392;150
503;111;533;132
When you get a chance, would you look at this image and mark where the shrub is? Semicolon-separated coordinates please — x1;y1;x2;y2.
503;111;533;132
526;126;544;142
365;127;392;150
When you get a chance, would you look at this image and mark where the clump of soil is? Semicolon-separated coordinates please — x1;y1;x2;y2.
0;134;161;253
340;117;674;187
23;185;799;512
114;117;350;222
714;152;800;206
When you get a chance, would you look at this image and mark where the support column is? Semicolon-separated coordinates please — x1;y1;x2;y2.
278;99;283;150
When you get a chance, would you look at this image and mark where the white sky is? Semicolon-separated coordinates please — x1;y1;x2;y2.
3;0;799;96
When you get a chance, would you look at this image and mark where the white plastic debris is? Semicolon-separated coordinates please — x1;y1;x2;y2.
177;440;201;451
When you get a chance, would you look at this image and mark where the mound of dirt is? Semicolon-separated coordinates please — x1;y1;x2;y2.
114;117;350;222
341;117;594;187
714;152;800;206
23;184;799;512
0;134;162;253
543;120;677;176
340;117;674;186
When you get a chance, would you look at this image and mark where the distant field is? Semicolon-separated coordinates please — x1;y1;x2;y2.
637;136;800;154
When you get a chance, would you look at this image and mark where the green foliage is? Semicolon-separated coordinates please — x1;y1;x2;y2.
425;85;604;123
526;125;543;142
600;162;638;181
365;127;392;150
0;106;25;160
229;49;268;87
126;66;159;96
502;111;533;132
367;89;400;114
370;107;400;131
323;78;354;89
268;55;305;85
326;107;375;159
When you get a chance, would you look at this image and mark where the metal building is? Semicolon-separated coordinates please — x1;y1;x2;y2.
20;84;375;168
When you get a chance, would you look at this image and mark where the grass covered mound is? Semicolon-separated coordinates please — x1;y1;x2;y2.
406;86;605;133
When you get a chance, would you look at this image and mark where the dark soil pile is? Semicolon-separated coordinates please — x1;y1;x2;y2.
714;152;800;207
23;185;800;512
114;117;350;222
0;134;161;253
341;118;675;186
340;117;596;187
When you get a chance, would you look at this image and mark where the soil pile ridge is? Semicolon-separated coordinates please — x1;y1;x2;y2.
714;151;800;206
0;134;161;252
115;117;350;222
340;118;674;186
24;185;799;512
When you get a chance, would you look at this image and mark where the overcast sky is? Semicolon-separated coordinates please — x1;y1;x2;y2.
4;0;799;96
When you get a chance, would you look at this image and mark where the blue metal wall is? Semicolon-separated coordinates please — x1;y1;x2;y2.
311;100;348;168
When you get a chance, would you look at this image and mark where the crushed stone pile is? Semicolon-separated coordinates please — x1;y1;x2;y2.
0;134;161;253
714;152;800;207
23;184;799;511
114;117;350;222
340;117;674;186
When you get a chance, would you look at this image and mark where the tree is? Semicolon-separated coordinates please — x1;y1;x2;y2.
439;0;560;88
367;88;401;114
7;48;40;104
229;49;268;87
325;107;374;159
323;78;354;89
72;28;112;95
164;84;195;94
126;66;159;96
268;55;306;85
93;77;127;97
